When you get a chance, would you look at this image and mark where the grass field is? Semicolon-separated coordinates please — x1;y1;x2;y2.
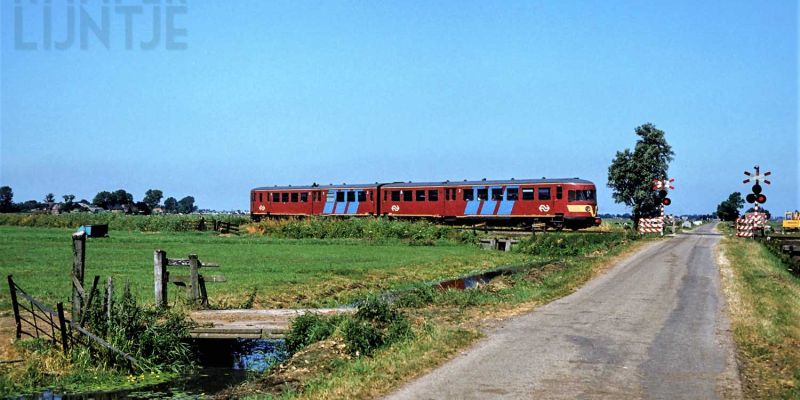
0;226;525;311
719;227;800;399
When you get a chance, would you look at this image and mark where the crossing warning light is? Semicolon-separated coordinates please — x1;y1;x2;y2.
652;179;674;208
743;166;770;205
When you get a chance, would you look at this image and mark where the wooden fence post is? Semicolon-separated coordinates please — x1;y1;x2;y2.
72;232;86;319
78;276;100;327
56;302;69;355
188;254;200;303
7;275;21;339
106;276;113;321
154;250;168;308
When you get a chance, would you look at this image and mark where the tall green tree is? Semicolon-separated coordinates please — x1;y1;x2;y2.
44;193;55;203
0;186;14;212
177;196;196;214
163;197;179;213
111;190;133;207
716;192;744;221
93;191;113;209
143;189;163;209
607;123;675;225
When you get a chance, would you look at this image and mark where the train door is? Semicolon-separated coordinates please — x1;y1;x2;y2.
443;187;457;217
536;185;556;215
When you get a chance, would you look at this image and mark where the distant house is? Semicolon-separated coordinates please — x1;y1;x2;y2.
78;203;104;213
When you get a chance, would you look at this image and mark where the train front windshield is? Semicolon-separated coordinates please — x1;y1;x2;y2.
569;189;596;202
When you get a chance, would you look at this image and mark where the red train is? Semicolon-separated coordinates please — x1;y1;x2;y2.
250;178;601;230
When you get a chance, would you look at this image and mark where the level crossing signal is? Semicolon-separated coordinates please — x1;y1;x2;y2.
743;166;770;205
652;178;674;206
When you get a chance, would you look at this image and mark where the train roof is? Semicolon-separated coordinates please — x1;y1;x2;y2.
252;178;594;191
382;178;593;188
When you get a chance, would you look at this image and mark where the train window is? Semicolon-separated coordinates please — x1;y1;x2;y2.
522;189;534;200
357;191;366;202
327;192;335;202
258;193;262;202
416;190;426;201
252;193;256;202
291;193;298;202
445;189;450;201
477;188;488;201
452;189;458;200
347;191;356;202
336;192;345;202
572;190;596;201
403;190;413;202
568;190;575;202
429;190;438;201
507;188;519;201
281;193;289;202
538;187;551;200
556;186;563;200
491;188;503;201
272;193;280;202
463;189;474;201
390;191;399;201
300;193;308;202
369;191;374;201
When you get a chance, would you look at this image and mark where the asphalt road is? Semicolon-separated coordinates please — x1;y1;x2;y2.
385;223;742;399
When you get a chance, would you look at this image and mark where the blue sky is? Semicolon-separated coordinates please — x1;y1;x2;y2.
1;1;797;214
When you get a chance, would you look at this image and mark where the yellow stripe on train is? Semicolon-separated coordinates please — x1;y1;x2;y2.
567;205;596;217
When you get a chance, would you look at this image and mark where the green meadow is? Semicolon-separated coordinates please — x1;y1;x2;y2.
0;226;525;311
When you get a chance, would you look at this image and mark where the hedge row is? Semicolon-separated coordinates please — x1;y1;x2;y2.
245;217;476;244
0;213;249;232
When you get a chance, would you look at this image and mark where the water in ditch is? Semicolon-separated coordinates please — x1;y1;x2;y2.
18;339;286;399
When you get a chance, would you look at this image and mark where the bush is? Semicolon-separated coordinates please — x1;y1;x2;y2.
515;231;638;257
245;217;474;244
84;284;194;372
284;296;414;357
343;296;413;356
0;213;249;232
285;313;341;354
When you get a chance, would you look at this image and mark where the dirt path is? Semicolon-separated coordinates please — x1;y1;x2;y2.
385;223;742;399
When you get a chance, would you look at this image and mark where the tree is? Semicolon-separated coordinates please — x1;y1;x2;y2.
163;197;179;213
143;189;163;209
607;123;674;226
93;191;113;209
0;186;13;212
134;201;152;215
177;196;196;214
44;193;55;203
111;189;133;208
61;194;77;213
18;200;39;212
716;192;744;221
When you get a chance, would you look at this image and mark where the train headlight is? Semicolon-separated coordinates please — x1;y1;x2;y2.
585;206;591;212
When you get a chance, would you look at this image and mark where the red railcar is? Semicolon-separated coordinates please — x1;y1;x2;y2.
251;178;601;230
